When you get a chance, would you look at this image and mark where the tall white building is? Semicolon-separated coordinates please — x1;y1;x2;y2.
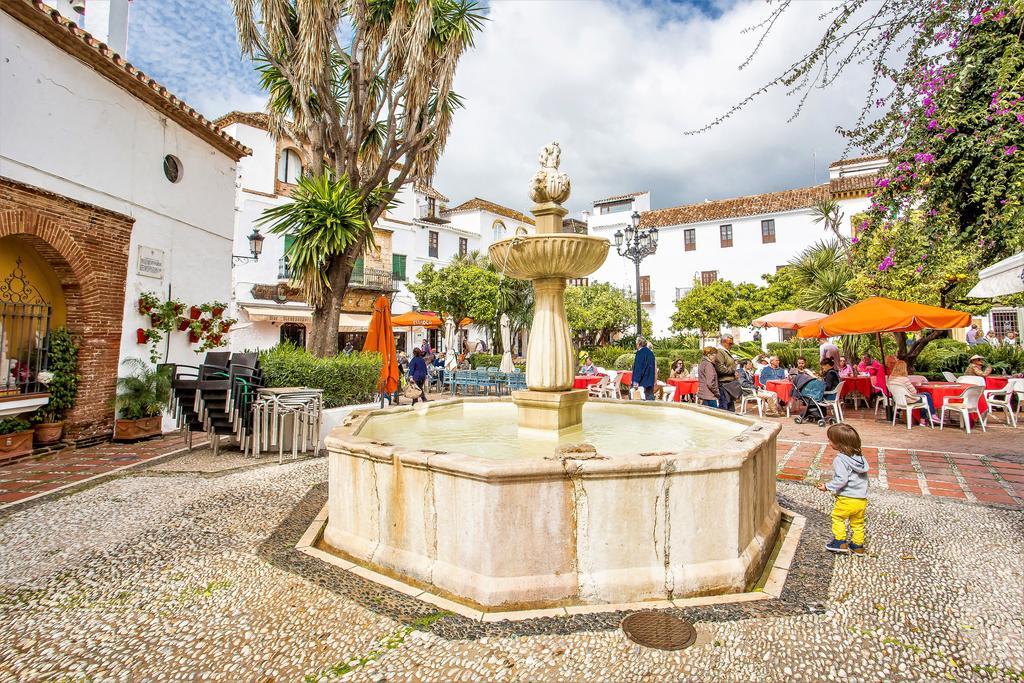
587;156;884;340
216;112;535;353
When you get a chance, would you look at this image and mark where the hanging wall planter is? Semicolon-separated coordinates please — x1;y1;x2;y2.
189;306;202;320
177;318;190;331
136;328;147;344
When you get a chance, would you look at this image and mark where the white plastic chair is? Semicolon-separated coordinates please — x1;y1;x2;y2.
739;386;764;417
587;374;610;399
940;385;986;434
942;371;958;382
957;375;986;387
889;384;932;430
907;375;927;385
822;381;845;423
661;384;676;402
984;387;1018;427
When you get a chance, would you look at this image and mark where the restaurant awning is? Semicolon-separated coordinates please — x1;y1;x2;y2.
239;304;372;332
967;251;1024;298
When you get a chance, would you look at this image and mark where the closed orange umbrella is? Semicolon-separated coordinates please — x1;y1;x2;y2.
797;297;970;338
363;295;399;396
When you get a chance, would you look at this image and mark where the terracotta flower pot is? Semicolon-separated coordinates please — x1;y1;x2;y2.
114;416;162;441
189;306;202;320
178;318;190;331
33;421;63;445
0;429;34;463
221;322;232;332
138;298;152;314
150;313;162;326
136;328;147;344
200;319;211;331
211;306;225;318
173;303;184;315
188;330;200;344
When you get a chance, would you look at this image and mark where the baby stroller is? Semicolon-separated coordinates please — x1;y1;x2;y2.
791;374;838;427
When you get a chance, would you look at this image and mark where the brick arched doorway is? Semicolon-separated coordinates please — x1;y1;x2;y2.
0;177;134;442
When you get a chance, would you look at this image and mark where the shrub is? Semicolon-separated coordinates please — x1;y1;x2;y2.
114;358;171;420
0;417;31;435
915;340;971;375
975;343;1024;373
33;328;79;424
259;344;382;408
613;353;635;370
584;345;630;368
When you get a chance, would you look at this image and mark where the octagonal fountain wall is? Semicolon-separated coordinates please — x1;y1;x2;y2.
322;398;781;610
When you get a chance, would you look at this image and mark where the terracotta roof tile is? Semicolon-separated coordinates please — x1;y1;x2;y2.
213;111;271;130
828;154;887;168
442;197;536;225
830;173;879;197
4;0;250;160
414;181;449;203
639;184;829;228
593;191;647;206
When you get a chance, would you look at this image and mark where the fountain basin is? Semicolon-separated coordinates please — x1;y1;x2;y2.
488;234;610;279
323;398;781;610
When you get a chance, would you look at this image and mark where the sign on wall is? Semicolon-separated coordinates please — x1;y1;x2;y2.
137;246;165;279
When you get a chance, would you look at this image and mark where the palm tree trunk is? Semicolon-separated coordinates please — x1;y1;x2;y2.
307;255;352;357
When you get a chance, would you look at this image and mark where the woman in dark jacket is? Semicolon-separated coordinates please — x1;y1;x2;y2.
409;347;429;404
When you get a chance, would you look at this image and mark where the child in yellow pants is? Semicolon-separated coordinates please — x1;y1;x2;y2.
817;424;869;556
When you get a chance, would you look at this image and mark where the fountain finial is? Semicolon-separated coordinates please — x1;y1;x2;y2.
529;142;571;233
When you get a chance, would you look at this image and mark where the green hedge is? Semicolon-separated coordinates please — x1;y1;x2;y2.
469;354;525;371
583;345;631;368
258;344;381;408
613;349;703;381
915;340;1024;375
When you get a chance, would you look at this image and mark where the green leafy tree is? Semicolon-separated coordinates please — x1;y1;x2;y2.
407;260;499;327
565;282;648;347
670;280;740;344
233;0;486;356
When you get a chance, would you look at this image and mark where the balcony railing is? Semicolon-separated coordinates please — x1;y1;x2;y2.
0;301;51;397
350;267;397;292
278;257;293;281
640;290;655;304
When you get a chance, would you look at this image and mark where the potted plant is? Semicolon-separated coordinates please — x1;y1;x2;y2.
202;301;228;318
29;329;79;445
189;305;202;320
112;358;171;441
138;291;160;315
0;417;34;463
177;317;190;331
136;328;148;344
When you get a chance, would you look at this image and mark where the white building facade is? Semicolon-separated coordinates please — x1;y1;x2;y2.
586;157;883;341
0;0;246;439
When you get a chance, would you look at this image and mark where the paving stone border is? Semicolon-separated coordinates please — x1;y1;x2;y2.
257;483;836;640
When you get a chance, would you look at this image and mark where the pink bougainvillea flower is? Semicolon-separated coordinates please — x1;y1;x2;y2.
1004;145;1018;156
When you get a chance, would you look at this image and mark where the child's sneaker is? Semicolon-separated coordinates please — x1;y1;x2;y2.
824;539;850;554
848;542;866;556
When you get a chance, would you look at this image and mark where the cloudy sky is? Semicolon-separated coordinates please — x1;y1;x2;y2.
126;0;873;216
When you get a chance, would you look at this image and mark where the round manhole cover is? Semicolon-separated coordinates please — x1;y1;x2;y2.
621;611;697;651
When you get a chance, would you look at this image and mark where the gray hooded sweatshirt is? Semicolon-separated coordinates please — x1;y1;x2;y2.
825;452;869;499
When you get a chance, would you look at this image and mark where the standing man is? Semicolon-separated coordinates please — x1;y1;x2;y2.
966;323;980;346
630;336;657;401
715;333;739;412
820;338;840;370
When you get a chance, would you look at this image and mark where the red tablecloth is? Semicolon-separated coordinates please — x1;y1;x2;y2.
666;377;698;401
573;374;604;389
918;382;988;421
619;371;632;385
986;376;1010;390
765;379;793;404
840;376;873;399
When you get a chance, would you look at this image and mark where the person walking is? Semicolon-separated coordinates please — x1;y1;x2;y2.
697;346;720;409
408;347;429;405
630;336;657;401
714;333;740;412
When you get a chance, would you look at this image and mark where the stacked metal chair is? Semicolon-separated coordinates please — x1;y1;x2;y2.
162;351;231;449
249;388;323;462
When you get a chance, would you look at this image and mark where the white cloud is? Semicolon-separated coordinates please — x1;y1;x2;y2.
434;0;874;215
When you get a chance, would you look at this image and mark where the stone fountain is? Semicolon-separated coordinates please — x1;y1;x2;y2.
321;144;782;611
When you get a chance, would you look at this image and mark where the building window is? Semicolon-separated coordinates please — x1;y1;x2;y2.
427;197;437;218
684;228;696;252
352;257;364;283
279;234;296;279
392;254;407;281
991;308;1020;335
492;220;506;242
720;224;733;248
700;270;717;286
277;148;302;184
639;275;651;302
569;278;589;287
675;286;692;301
428;231;439;258
761;219;776;244
598;200;632;215
163;155;182;183
459;237;468;257
280;323;306;347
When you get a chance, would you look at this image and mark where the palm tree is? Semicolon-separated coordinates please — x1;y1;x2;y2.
233;0;487;356
810;198;851;262
789;240;856;314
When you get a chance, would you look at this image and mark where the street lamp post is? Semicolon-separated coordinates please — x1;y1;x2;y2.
614;211;658;337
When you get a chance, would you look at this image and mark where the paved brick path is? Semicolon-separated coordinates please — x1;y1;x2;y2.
779;439;1024;508
0;433;197;508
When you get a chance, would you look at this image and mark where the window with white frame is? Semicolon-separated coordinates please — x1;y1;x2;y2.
277;148;302;184
492;220;506;242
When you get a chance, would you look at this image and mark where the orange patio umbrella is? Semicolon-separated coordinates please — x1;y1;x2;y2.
389;311;473;328
363;295;400;397
796;297;970;339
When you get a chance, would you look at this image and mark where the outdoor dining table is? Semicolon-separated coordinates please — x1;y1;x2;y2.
985;376;1010;391
917;382;988;424
573;374;605;390
666;377;698;402
619;371;632;385
839;375;873;408
765;379;794;405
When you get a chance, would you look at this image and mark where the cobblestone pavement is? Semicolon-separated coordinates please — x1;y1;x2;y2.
0;456;1022;681
0;434;201;507
779;440;1024;508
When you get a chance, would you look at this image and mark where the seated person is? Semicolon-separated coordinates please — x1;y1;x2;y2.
964;354;992;377
887;360;936;425
789;356;818;379
759;355;788;384
579;355;598;376
739;360;781;417
752;354;770;374
669;358;688;379
837;356;857;378
819;358;841;394
858;353;887;395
